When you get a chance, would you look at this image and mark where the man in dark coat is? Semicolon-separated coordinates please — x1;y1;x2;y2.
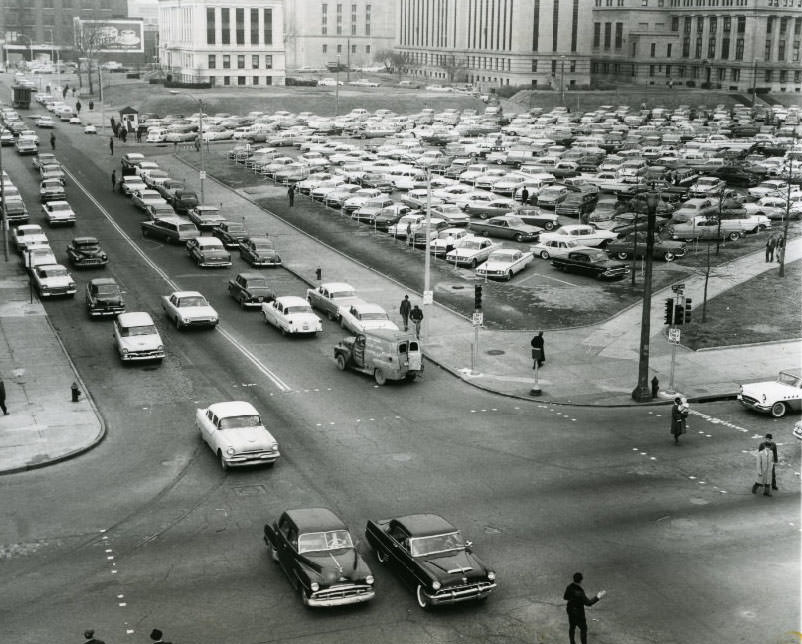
287;183;296;206
109;136;114;156
50;132;56;150
399;294;412;331
531;331;545;368
764;433;778;491
111;169;117;191
0;377;8;415
564;572;605;644
520;186;529;205
409;304;424;338
670;397;686;444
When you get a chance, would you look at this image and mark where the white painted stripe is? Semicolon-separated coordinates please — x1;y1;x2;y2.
63;169;293;393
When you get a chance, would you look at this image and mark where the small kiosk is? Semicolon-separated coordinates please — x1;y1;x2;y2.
118;106;139;133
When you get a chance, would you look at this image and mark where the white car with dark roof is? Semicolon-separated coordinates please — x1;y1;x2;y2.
338;301;399;335
262;295;323;336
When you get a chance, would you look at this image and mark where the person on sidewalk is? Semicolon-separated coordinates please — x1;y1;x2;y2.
763;433;779;491
765;235;776;262
50;132;56;150
109;136;114;156
409;304;424;338
111;169;117;191
531;331;545;368
563;572;606;644
82;629;106;644
399;294;412;331
775;234;785;264
670;397;687;444
520;186;529;205
0;377;8;415
76;100;82;114
288;183;296;207
753;442;773;496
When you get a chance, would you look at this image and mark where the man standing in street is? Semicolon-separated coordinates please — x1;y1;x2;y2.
50;132;56;150
531;331;545;368
520;186;529;205
409;304;424;338
776;233;785;263
0;377;8;415
399;294;412;331
753;442;773;496
564;572;606;644
109;136;114;156
111;169;117;192
288;183;296;207
763;433;778;491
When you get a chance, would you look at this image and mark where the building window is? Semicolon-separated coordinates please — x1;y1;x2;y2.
265;77;272;86
223;55;231;69
667;43;673;57
337;43;342;53
604;22;611;49
795;70;801;83
206;8;216;45
533;0;541;51
532;60;538;72
366;4;371;36
253;76;259;85
251;8;259;44
615;23;623;48
336;3;343;35
723;16;730;32
721;37;730;57
322;44;328;53
221;8;230;45
264;9;273;45
735;38;744;59
731;68;739;81
682;37;690;57
709;16;717;33
265;55;273;69
208;55;216;69
649;64;655;76
695;37;702;57
237;55;245;69
236;8;244;45
793;41;800;61
365;45;371;53
237;76;245;86
778;40;786;60
697;16;703;33
593;23;601;48
224;76;231;86
767;16;775;33
651;42;656;57
765;40;772;60
632;40;638;56
764;69;772;82
252;55;259;68
684;17;691;34
737;16;745;33
666;64;671;76
671;17;679;31
708;37;716;58
795;17;802;35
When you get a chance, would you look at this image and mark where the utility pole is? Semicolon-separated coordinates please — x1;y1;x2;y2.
778;140;795;277
631;192;659;402
560;55;566;107
423;168;432;340
0;134;7;261
335;53;340;117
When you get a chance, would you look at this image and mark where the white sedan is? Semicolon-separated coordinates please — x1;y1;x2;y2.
338;301;399;335
31;263;76;297
538;224;619;248
530;239;597;260
262;296;323;336
84;124;97;134
161;290;219;330
35;116;56;128
445;235;501;267
475;248;534;281
196;401;280;470
41;200;76;226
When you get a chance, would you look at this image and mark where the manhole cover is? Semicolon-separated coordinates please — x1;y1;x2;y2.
486;349;505;356
232;484;267;496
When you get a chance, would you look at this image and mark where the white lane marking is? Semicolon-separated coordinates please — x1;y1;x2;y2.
538;272;580;287
64;169;292;393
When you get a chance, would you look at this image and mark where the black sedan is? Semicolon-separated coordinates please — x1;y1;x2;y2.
710;165;765;187
213;220;249;249
238;235;282;267
227;272;276;309
66;236;109;268
264;508;375;607
365;513;496;609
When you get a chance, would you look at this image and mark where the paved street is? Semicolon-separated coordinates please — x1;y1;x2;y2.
0;81;799;644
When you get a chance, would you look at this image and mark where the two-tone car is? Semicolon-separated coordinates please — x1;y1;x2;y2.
85;277;125;318
66;236;109;268
131;189;167;212
463;197;519;220
13;224;48;253
605;233;688;262
551;249;630;280
213;220;249;248
141;216;200;244
161;290;219;329
338;301;399;335
39;178;66;203
196;400;280;470
530;238;597;260
475;248;534;280
42;200;76;226
227;272;276;309
539;224;619;248
738;369;802;418
113;312;165;362
469;215;542;242
306;282;361;320
186;237;232;268
262;295;323;336
239;235;282;267
264;508;376;607
31;263;76;298
187;204;226;231
445;236;501;267
364;513;496;610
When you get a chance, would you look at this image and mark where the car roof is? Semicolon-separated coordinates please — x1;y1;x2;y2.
90;277;118;287
275;295;310;306
117;312;155;326
236;271;265;281
72;236;98;244
207;400;259;418
321;282;355;291
285;507;347;532
352;301;385;314
170;290;204;298
395;513;456;537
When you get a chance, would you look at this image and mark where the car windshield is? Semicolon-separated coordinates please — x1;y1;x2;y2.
50;203;71;211
777;372;802;387
122;324;157;337
252;240;273;250
219;414;261;429
409;531;465;557
96;285;121;296
286;305;313;314
225;223;246;233
360;311;389;321
75;241;99;249
41;266;67;278
331;290;356;299
178;296;208;307
297;530;354;554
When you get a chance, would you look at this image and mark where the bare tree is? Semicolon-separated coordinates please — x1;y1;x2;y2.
374;49;410;79
439;55;467;83
73;21;116;95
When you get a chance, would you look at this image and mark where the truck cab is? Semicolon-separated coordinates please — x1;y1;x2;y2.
334;329;423;385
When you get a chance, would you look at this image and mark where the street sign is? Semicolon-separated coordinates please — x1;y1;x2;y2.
422;290;433;305
472;311;483;327
671;283;685;293
199;170;207;180
668;328;681;344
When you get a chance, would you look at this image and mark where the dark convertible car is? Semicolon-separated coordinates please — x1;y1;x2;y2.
365;513;497;609
264;508;375;607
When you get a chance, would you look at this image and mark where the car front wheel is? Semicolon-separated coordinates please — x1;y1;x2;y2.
416;585;431;610
663;252;675;262
616;251;629;260
540;250;550;260
336;354;347;371
271;546;279;562
514;233;524;242
727;231;741;241
374;368;386;386
543;221;555;230
770;402;787;418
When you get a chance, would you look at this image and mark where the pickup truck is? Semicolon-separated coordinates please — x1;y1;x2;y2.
551;250;630;280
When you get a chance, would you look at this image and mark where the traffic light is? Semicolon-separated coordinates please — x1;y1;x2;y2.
474;284;483;310
684;297;692;324
673;304;685;325
664;298;673;325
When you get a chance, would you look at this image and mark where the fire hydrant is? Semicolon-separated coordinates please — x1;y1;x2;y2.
71;381;81;403
650;376;659;399
315;267;322;281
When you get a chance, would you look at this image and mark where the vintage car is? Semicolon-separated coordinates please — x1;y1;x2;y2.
21;245;58;271
186;237;232;268
738;369;802;418
262;295;323;336
120;177;147;197
263;508;376;607
353;196;395;222
445;236;501;267
742;197;788;221
85;277;125;318
536;185;570;208
14;136;38;155
141;216;200;244
339;301;399;335
113;312;165;362
41;200;76;226
364;513;496;609
334;329;423;385
429;228;471;255
342;189;384;214
32;152;58;170
187;204;226;231
239;235;282;267
539;224;619;248
667;216;746;242
12;224;48;253
306;282;361;320
475;248;534;280
430;204;471;227
144;202;176;221
515;207;561;231
120;152;146;174
31;263;76;298
131;188;167;212
530;238;596;260
469;215;541;242
39;178;66;203
747;179;787;201
161;290;219;329
195;400;280;470
40;164;66;185
688;176;726;197
213;220;249;248
606;234;687;262
551;250;630;280
155;178;186;202
66;236;109;268
463;197;519;219
227;272;276;309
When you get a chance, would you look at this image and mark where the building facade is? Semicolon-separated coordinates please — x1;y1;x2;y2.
158;0;285;86
591;0;802;93
284;1;396;71
394;0;594;90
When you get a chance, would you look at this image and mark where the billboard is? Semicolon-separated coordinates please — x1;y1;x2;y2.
73;19;145;53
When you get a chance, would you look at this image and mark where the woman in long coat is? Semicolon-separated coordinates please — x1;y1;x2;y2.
753;443;773;496
670;397;685;444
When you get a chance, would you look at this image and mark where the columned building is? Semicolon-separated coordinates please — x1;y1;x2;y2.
158;0;285;86
591;0;802;93
395;0;594;90
284;1;396;71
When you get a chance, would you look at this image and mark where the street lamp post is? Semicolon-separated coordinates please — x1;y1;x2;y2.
0;131;7;261
423;168;432;340
170;91;206;202
560;56;566;107
752;59;760;107
335;53;341;117
43;28;60;94
631;192;659;402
